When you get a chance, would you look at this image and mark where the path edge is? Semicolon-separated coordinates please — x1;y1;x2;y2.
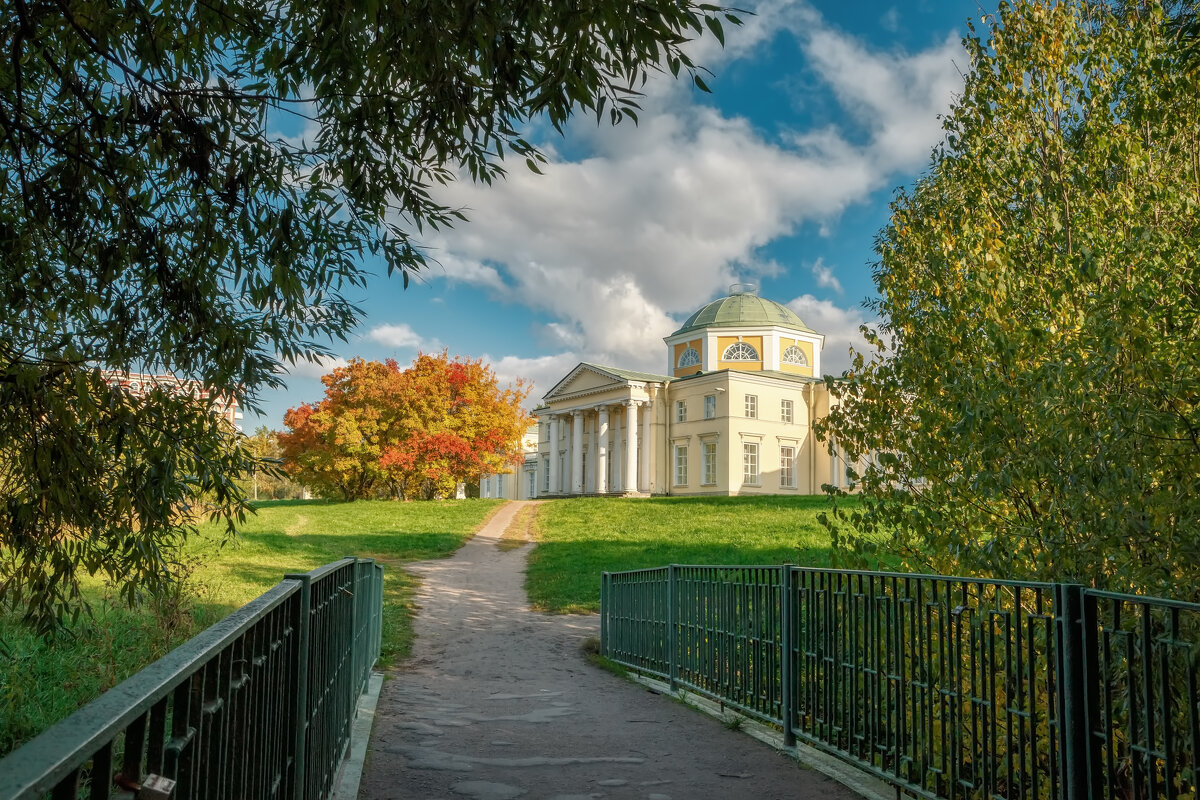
333;670;384;800
626;673;893;800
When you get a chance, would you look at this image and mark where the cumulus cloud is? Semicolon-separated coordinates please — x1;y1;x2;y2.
483;352;585;408
810;257;843;294
416;0;962;384
367;322;424;349
787;294;875;376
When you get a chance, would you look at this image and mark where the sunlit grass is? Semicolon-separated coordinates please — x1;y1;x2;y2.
0;498;501;756
525;495;885;613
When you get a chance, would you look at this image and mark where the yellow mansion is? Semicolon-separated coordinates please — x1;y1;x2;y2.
515;286;846;498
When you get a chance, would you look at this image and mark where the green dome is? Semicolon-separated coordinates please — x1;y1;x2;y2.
672;289;813;337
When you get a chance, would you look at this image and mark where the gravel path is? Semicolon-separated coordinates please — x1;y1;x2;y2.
357;501;861;800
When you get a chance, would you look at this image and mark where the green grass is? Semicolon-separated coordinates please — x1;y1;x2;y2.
0;498;501;756
525;495;881;613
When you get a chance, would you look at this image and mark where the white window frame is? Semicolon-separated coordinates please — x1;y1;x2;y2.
781;344;808;366
780;445;796;489
677;347;701;368
676;400;687;423
781;398;793;424
722;341;759;361
702;441;718;486
674;444;689;486
704;394;716;419
742;442;760;486
745;394;758;419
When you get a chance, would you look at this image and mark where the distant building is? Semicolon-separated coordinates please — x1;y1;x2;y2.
532;285;852;497
479;424;540;500
100;370;242;429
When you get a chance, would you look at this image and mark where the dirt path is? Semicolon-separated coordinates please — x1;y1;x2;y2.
357;501;860;800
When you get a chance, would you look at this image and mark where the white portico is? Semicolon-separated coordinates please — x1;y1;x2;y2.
536;364;664;496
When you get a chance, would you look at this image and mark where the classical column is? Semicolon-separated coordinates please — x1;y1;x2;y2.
548;415;560;495
639;399;652;493
612;411;623;491
625;400;639;495
571;410;584;495
596;405;609;494
588;412;597;493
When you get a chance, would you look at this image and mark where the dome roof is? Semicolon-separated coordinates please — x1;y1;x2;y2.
672;287;813;337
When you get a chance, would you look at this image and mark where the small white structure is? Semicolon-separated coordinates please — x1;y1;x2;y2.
479;424;540;500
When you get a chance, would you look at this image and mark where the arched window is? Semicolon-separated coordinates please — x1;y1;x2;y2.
781;345;808;366
722;341;759;361
677;347;700;368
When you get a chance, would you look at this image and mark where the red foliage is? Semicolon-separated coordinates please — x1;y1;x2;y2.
282;352;530;500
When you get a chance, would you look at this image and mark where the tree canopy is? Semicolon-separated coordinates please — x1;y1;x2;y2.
0;0;737;631
818;0;1200;600
280;354;530;500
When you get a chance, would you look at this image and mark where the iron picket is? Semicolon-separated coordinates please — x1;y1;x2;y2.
600;564;1196;800
0;557;384;800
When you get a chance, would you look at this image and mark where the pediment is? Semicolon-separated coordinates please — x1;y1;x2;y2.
543;364;628;402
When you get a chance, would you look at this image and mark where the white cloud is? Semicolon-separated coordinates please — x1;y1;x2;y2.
367;322;424;349
880;7;902;34
810;257;843;294
787;294;875;376
414;0;961;378
280;354;349;380
482;352;584;408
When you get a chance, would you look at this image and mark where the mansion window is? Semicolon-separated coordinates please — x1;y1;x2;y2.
543;458;550;491
676;400;687;423
742;443;760;486
677;347;701;368
782;345;808;366
781;399;793;424
722;341;759;361
780;446;796;488
704;394;716;419
674;444;689;486
702;441;718;485
745;394;758;418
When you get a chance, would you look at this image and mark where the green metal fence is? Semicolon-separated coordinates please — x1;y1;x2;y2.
0;557;384;800
601;564;1200;800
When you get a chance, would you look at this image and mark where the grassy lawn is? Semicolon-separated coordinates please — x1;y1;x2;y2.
0;498;500;756
525;495;883;613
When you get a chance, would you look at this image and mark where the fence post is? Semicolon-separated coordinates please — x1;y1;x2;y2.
1055;583;1099;800
285;571;312;800
600;572;609;657
668;565;678;691
780;565;796;747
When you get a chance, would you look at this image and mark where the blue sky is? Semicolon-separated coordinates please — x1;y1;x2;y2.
247;0;989;431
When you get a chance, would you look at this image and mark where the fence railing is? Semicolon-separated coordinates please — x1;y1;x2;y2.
0;557;384;800
600;564;1200;800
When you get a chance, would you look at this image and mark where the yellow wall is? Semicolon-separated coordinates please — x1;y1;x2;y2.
716;335;763;372
778;337;814;377
673;338;703;377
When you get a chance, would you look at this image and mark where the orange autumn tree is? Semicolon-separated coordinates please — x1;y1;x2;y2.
280;358;400;500
381;353;531;500
281;354;529;500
